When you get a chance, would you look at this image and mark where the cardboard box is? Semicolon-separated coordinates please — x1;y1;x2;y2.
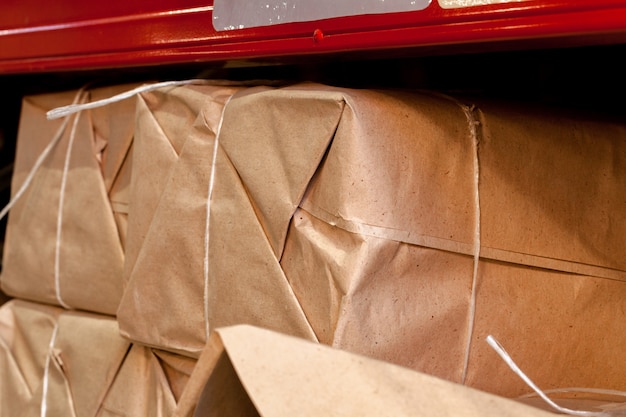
117;84;626;397
1;84;137;315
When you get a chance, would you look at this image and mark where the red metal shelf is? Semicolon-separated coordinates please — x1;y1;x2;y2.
1;0;626;74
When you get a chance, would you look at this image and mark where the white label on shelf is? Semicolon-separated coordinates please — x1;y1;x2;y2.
212;0;432;31
438;0;527;9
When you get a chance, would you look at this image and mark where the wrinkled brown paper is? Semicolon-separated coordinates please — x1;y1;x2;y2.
1;84;138;315
117;83;626;397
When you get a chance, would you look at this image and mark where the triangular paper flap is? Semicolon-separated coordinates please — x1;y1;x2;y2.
123;91;181;283
97;345;177;417
298;89;626;280
152;349;197;402
184;325;558;417
119;114;316;356
219;85;345;259
207;143;317;341
89;83;140;195
119;85;317;356
124;84;240;284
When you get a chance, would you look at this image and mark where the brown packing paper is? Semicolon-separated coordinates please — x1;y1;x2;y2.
0;299;131;417
118;84;626;396
175;325;565;417
122;83;236;285
0;84;138;315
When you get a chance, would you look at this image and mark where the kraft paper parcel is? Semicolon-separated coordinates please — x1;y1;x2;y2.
1;84;138;315
117;84;626;397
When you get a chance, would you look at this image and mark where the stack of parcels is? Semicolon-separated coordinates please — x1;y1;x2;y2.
0;84;202;416
1;80;625;416
117;81;626;407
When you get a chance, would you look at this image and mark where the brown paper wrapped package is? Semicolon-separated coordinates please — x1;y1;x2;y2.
118;84;626;397
176;325;574;417
119;83;302;356
0;84;137;315
0;299;130;417
0;298;194;417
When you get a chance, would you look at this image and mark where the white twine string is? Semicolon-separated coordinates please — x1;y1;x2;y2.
520;388;626;400
203;94;235;342
487;335;609;417
46;80;209;120
425;92;482;383
460;103;481;384
40;323;60;417
53;92;87;310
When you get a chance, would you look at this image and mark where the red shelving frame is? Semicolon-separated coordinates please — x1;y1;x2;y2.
1;0;626;73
